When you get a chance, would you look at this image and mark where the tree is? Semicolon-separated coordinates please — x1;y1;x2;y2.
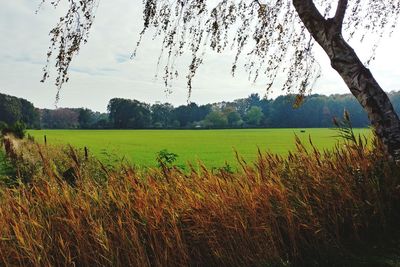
247;94;261;108
173;103;211;128
0;93;40;128
244;106;264;127
107;98;151;129
40;0;400;158
40;108;80;129
78;108;94;129
203;111;228;128
259;98;272;126
0;94;22;125
223;107;243;127
20;99;40;128
151;103;175;128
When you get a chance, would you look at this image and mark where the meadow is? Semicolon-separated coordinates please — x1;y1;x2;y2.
28;128;370;168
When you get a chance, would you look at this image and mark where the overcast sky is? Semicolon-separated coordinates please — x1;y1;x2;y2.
1;1;400;112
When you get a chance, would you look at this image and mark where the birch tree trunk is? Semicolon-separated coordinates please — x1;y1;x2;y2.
293;0;400;160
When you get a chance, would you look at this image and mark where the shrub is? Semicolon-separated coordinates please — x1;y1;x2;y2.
0;121;26;139
0;121;9;139
156;149;179;168
11;121;26;139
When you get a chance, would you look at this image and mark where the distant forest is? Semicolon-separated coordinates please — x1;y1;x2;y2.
2;92;400;129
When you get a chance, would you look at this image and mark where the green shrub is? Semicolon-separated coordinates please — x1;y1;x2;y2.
156;149;179;168
0;121;26;139
11;121;26;139
0;121;8;134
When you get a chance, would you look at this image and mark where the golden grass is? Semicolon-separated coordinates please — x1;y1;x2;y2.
0;135;399;266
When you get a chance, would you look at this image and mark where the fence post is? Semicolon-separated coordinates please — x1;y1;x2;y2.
84;146;88;161
44;135;47;145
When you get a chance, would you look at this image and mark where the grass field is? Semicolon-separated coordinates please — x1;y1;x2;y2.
28;128;370;168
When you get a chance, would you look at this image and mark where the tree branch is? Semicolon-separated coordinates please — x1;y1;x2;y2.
334;0;348;31
292;0;327;41
292;0;327;27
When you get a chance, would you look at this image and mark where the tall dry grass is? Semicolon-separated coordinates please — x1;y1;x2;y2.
0;134;399;266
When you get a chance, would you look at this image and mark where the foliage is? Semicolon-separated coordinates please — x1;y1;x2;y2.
173;103;211;128
108;98;151;129
212;162;235;174
156;149;179;168
40;108;111;129
78;108;94;129
0;93;40;128
0;132;399;266
1;121;27;139
11;121;27;139
0;121;8;133
0;150;15;185
151;103;175;128
6;91;400;130
203;111;228;128
244;106;264;127
40;108;80;129
225;109;243;127
102;92;395;130
40;0;400;98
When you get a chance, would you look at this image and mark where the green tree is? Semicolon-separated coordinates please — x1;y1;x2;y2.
20;99;40;128
0;94;22;125
40;108;79;129
173;103;211;128
78;108;94;129
244;106;264;127
151;103;174;128
203;111;228;128
108;98;151;129
227;111;242;128
0;93;40;128
247;93;261;108
222;106;243;128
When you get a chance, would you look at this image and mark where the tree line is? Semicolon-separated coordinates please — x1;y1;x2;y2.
2;91;400;129
0;93;40;128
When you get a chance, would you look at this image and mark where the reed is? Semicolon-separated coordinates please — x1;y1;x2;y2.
0;134;399;266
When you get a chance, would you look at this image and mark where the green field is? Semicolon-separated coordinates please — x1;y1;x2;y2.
28;129;370;168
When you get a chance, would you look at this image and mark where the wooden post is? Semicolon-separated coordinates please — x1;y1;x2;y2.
44;135;47;145
84;146;88;161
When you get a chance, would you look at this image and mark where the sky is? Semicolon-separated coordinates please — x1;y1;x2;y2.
1;1;400;112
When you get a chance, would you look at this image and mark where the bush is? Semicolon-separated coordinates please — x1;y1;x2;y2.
0;121;26;139
0;121;8;134
156;149;179;168
11;121;26;139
